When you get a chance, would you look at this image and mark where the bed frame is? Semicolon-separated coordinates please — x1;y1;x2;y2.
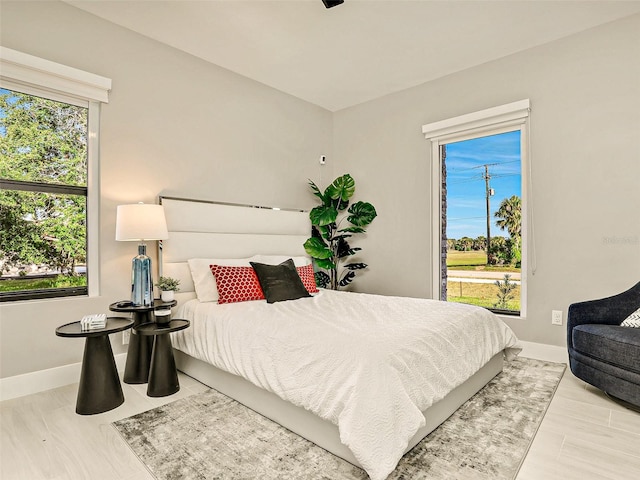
159;195;503;469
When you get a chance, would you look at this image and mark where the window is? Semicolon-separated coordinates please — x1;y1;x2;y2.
442;131;522;314
0;47;111;301
0;89;89;300
423;100;530;317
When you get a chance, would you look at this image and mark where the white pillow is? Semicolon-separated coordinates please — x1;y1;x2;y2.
250;255;311;267
187;257;253;303
621;307;640;328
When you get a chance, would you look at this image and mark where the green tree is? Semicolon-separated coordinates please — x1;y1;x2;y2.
473;236;486;251
458;236;474;251
0;90;87;275
488;236;508;265
494;195;522;266
494;195;521;238
494;273;517;310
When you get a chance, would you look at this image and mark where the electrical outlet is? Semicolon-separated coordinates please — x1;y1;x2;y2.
552;310;563;326
122;330;130;345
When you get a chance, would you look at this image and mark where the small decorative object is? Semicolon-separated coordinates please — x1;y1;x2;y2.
80;313;107;331
156;276;180;302
116;203;169;306
304;174;377;290
154;307;172;325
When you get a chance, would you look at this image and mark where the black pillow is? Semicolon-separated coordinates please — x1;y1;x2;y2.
250;259;311;304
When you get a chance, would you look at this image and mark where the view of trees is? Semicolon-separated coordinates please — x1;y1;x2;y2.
0;89;88;286
447;194;522;268
494;195;521;267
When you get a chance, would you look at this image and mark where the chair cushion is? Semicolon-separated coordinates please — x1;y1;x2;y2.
572;324;640;374
621;307;640;328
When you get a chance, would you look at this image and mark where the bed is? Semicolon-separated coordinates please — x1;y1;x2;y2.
158;195;520;480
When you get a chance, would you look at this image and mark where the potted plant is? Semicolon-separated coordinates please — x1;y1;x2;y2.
304;174;377;290
156;276;180;302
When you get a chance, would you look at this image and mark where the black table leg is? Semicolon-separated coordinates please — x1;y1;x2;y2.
123;311;154;384
76;335;124;415
147;333;180;397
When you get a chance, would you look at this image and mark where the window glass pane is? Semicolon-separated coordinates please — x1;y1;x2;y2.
0;88;88;186
443;130;522;314
0;190;87;294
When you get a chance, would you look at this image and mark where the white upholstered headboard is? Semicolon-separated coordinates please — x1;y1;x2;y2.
159;196;310;305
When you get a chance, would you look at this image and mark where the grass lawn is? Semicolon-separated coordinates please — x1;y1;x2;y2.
447;280;521;312
447;250;487;266
0;275;86;292
446;250;520;273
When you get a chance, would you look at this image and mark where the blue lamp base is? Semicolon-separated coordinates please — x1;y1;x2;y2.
131;243;153;306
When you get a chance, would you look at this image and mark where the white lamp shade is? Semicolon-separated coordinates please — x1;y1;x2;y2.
115;203;169;241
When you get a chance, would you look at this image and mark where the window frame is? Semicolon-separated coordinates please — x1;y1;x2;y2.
422;100;530;319
0;48;110;301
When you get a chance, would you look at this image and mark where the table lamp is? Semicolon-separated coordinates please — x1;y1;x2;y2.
115;203;168;306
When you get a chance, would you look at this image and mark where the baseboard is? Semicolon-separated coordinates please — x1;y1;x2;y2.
0;353;127;402
518;341;568;364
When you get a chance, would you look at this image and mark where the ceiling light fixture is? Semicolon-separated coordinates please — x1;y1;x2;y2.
322;0;344;8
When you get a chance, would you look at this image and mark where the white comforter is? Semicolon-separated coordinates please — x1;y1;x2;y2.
172;290;520;480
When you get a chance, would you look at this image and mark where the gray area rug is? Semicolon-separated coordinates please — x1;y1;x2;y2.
113;357;565;480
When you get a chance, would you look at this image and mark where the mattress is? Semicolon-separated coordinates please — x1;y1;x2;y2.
171;289;520;480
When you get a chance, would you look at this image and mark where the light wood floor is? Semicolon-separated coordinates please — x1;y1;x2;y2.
1;359;639;480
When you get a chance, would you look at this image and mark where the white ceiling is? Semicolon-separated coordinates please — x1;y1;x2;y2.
66;0;640;111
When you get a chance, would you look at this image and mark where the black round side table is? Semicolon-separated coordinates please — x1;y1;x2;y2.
135;319;190;397
55;317;133;415
109;299;177;384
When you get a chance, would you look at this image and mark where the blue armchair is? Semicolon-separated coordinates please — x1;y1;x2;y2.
567;282;640;408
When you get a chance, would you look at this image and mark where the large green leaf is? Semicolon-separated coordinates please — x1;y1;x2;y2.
339;226;366;234
314;225;331;241
309;205;337;227
336;237;361;258
344;263;367;270
336;198;349;212
308;179;327;205
325;174;355;204
314;271;330;289
314;257;336;270
347;201;377;227
339;271;356;287
333;233;352;241
304;237;333;259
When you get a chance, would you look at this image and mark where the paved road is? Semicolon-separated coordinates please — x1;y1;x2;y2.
447;270;521;280
447;269;521;284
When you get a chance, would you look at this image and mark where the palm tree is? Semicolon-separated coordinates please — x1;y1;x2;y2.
473;236;486;251
459;236;474;251
495;195;521;239
494;195;522;267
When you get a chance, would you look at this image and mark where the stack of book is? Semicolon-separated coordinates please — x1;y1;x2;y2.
80;313;107;331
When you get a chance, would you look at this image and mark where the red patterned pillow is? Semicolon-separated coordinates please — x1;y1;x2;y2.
296;264;319;294
210;265;265;304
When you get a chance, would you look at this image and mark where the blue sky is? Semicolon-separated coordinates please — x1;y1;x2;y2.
0;88;7;135
445;130;521;239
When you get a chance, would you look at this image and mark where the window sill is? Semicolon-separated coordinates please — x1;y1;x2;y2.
496;312;526;322
0;287;88;303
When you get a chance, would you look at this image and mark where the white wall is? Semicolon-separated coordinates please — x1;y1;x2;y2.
332;14;640;346
0;0;333;379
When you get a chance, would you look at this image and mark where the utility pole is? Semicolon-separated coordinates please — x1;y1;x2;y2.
483;164;494;265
